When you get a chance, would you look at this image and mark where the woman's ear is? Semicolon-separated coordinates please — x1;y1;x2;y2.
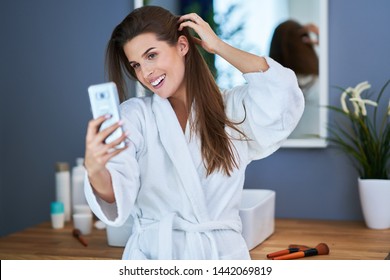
177;35;189;56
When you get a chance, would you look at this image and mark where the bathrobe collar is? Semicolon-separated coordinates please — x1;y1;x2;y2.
151;94;209;223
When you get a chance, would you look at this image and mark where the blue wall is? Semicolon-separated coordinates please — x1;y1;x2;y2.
0;0;134;236
1;0;389;236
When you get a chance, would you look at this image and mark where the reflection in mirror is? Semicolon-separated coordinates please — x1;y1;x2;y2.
214;0;328;147
269;19;319;140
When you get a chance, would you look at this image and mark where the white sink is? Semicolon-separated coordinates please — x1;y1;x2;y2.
239;189;275;250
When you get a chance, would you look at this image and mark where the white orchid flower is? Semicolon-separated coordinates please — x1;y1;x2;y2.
338;81;381;116
352;103;360;116
351;81;371;98
349;97;378;116
340;90;349;113
340;86;355;114
341;81;372;116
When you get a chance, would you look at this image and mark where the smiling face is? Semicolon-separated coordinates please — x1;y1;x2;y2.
123;32;189;101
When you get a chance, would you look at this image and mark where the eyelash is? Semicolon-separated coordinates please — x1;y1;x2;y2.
131;63;140;69
130;53;157;70
147;53;156;60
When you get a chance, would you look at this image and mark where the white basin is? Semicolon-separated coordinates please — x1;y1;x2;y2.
239;189;275;250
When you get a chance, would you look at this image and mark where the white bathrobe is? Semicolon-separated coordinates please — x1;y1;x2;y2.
85;57;304;260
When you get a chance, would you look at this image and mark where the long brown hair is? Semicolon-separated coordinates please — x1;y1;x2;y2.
106;6;244;176
269;20;318;75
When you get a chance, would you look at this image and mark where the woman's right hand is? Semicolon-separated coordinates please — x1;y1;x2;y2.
84;115;128;203
84;115;128;176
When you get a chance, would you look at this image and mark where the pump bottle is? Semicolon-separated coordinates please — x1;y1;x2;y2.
72;157;88;211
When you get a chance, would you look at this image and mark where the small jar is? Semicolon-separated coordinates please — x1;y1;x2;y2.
50;201;65;229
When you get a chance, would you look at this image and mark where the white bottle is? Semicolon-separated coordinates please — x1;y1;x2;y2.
55;162;71;221
50;201;65;229
71;157;88;211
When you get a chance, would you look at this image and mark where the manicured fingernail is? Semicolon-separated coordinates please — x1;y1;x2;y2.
118;119;124;125
104;114;112;119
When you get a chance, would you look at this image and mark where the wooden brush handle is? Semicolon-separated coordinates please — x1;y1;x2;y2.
77;235;88;247
273;248;322;260
273;251;305;260
267;248;300;258
72;229;88;247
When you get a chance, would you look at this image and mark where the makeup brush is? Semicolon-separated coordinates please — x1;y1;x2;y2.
72;229;88;247
267;247;303;258
272;243;329;260
267;244;312;258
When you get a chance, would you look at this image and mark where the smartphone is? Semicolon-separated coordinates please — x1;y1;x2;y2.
88;82;125;149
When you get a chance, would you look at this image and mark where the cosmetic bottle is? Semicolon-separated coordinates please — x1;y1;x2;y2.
55;162;71;221
50;201;65;229
71;157;88;211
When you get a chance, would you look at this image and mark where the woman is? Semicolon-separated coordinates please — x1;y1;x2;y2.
269;20;319;139
269;20;319;84
84;6;304;260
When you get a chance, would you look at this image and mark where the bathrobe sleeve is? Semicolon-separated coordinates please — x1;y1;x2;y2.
84;99;145;226
223;57;304;162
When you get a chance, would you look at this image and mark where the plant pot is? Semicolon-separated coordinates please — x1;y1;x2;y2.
358;178;390;229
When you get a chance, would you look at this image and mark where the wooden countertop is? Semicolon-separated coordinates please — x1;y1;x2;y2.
251;219;390;260
1;219;389;260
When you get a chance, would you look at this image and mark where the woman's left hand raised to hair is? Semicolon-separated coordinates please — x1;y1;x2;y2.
178;13;268;74
178;13;222;54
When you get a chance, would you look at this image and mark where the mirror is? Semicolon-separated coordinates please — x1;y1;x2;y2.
213;0;328;148
134;0;328;147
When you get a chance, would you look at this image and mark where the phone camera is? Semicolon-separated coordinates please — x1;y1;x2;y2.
97;92;108;100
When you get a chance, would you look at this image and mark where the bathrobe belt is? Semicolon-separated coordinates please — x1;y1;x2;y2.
133;213;242;259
